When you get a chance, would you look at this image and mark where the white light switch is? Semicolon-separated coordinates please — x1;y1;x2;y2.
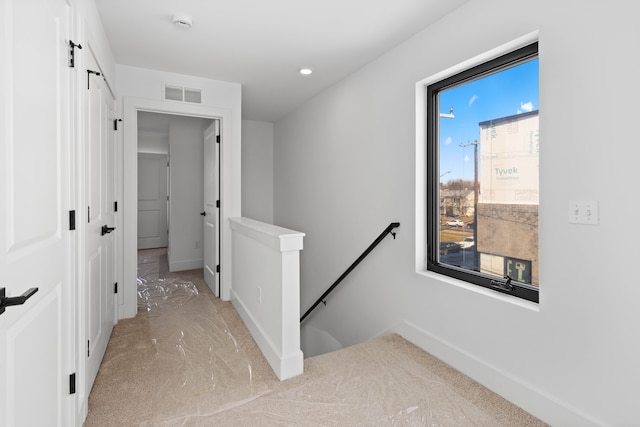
569;200;599;225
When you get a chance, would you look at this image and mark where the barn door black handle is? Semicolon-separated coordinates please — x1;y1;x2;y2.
0;287;39;315
200;211;206;216
101;225;116;235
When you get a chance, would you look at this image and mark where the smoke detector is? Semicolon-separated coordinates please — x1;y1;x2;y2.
172;14;193;29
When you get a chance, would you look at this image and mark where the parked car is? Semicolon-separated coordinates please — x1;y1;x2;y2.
445;219;464;227
439;241;461;255
458;236;475;249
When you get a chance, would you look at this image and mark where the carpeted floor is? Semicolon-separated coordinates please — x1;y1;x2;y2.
83;248;547;426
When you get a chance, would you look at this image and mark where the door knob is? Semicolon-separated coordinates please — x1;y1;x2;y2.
0;287;38;315
200;211;206;216
101;225;116;235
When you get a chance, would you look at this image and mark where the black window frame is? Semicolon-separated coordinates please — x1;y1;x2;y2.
426;42;539;303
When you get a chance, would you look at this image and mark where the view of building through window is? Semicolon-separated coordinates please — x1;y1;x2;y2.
434;51;539;292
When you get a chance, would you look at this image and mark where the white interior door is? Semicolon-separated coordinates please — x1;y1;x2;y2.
84;50;116;394
137;153;168;249
203;121;220;296
0;0;73;425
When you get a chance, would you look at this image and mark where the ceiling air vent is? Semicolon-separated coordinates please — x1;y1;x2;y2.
163;84;202;104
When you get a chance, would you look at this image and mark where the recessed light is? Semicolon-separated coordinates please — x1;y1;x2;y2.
299;68;313;76
172;14;193;29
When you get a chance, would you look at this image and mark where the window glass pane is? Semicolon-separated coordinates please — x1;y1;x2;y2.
437;57;539;287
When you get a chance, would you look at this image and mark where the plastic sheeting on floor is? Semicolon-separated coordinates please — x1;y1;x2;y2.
134;249;272;424
85;248;547;426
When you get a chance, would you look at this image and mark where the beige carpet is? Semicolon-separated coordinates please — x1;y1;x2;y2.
84;248;547;426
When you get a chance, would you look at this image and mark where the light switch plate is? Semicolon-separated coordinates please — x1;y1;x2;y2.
569;200;599;225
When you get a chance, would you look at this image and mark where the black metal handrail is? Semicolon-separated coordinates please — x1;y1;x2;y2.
300;222;400;323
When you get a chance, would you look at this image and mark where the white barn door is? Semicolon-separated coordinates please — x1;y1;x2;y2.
84;50;116;395
0;0;74;425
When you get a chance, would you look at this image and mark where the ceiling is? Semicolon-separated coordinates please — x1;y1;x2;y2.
95;0;468;122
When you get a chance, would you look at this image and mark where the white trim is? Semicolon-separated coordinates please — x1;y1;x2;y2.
416;270;539;311
121;97;239;319
229;217;304;251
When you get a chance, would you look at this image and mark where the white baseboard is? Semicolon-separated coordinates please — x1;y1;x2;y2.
230;289;303;381
385;321;603;427
168;258;203;272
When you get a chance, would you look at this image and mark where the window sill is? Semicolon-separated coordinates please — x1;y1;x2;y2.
415;269;540;312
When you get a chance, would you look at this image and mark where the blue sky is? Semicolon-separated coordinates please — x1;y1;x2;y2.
438;58;539;182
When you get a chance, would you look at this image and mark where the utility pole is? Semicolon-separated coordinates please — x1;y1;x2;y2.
459;140;479;210
460;140;480;212
459;140;480;268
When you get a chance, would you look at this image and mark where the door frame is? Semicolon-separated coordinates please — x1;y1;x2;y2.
121;97;238;319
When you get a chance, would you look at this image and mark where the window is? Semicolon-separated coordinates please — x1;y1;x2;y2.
426;42;539;302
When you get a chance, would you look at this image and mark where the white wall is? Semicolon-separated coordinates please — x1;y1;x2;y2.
274;0;640;425
74;0;116;84
167;115;212;271
138;131;169;154
242;120;274;223
117;65;242;113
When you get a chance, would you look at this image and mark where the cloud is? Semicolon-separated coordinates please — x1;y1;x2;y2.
444;136;452;145
464;155;470;162
518;101;534;113
468;94;478;107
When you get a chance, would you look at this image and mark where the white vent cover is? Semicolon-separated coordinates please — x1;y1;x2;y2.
164;85;183;101
184;88;202;103
163;84;202;104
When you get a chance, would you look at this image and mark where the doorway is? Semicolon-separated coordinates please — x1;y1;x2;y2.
136;111;214;269
122;98;238;319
